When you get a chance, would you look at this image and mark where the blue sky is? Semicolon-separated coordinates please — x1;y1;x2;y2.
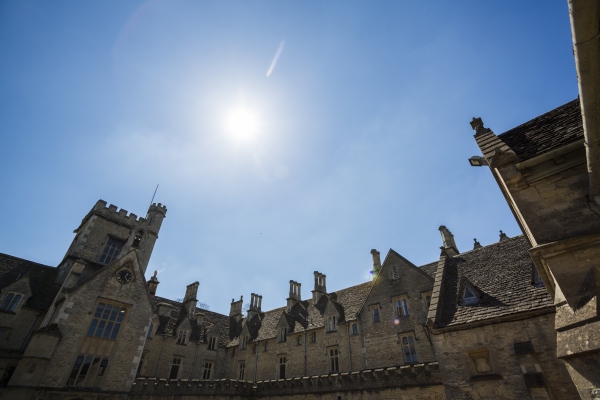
0;1;577;314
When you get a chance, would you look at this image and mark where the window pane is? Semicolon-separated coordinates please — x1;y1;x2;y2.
1;294;14;310
67;356;84;385
94;320;106;337
109;306;119;321
94;303;105;318
117;308;126;323
7;295;21;312
110;323;121;339
87;319;98;336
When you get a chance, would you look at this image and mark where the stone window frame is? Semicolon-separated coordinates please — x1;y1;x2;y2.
398;332;418;364
278;327;287;343
86;301;127;341
238;360;246;381
132;229;144;248
0;292;22;313
202;361;213;380
351;323;358;335
176;330;188;345
146;322;154;339
390;265;400;280
136;350;149;376
277;354;287;380
207;336;217;350
392;295;409;318
297;334;303;346
99;236;126;265
264;341;269;352
325;315;337;332
311;331;317;343
370;304;381;323
421;291;432;310
240;335;248;350
327;346;340;373
66;354;109;387
169;357;183;380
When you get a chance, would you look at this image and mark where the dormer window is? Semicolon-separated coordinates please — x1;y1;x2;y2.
462;286;478;305
132;230;144;248
0;293;22;313
177;330;188;344
326;315;337;332
278;327;287;342
207;336;216;350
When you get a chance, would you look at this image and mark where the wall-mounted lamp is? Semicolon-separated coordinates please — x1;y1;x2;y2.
468;156;488;167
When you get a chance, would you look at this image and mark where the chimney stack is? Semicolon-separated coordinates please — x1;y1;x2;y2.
287;280;302;312
147;270;160;295
183;282;199;319
312;271;327;304
230;296;243;322
473;238;482;250
499;230;509;241
248;293;262;319
370;249;382;280
439;226;459;256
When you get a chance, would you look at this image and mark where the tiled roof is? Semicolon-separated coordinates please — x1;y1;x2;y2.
228;281;372;346
419;261;438;278
497;99;583;162
436;236;552;328
152;296;230;345
0;253;60;311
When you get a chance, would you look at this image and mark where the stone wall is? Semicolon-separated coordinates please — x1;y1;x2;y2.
431;313;579;399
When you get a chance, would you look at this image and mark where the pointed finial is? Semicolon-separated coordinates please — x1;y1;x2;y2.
470;117;491;135
473;238;482;249
499;230;509;241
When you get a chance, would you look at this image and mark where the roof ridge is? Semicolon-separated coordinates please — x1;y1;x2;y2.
0;252;55;269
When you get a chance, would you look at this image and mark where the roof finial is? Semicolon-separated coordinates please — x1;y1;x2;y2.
473;238;482;249
470;117;491;135
499;230;509;241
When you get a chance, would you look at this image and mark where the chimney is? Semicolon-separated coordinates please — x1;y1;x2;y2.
287;280;302;312
312;271;327;304
248;293;262;320
439;226;459;256
157;302;172;317
195;311;205;325
229;296;243;322
148;270;160;295
370;249;382;280
183;282;199;319
473;238;482;250
499;230;509;241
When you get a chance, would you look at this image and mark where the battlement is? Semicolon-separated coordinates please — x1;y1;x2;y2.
149;202;168;215
93;199;147;225
131;363;442;397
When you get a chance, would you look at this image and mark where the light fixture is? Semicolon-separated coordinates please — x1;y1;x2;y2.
468;156;488;167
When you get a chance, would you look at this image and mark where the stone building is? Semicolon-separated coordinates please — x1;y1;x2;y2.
0;195;581;399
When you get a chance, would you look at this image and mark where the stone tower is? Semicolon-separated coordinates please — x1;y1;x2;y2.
55;200;167;284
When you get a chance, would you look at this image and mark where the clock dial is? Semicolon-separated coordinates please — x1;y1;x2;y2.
116;269;133;284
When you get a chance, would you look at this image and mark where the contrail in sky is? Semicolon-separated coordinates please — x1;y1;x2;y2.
266;41;285;77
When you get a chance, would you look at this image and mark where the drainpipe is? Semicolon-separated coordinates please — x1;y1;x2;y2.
254;342;259;382
190;340;199;379
154;335;167;377
304;329;307;376
346;323;353;372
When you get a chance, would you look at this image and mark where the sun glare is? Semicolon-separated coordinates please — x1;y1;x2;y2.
226;107;259;141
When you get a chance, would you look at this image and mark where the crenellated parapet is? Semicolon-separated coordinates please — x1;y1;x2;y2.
92;199;146;227
130;363;442;397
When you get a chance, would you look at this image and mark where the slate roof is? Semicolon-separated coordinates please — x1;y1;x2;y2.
227;281;372;346
436;235;552;328
0;253;60;311
152;296;230;345
497;99;583;162
419;261;438;278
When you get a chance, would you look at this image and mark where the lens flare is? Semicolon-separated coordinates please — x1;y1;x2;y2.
226;107;259;141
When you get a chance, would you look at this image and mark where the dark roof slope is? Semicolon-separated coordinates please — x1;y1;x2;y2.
419;261;438;278
436;236;552;328
0;253;60;311
228;281;372;345
152;296;230;345
498;99;583;161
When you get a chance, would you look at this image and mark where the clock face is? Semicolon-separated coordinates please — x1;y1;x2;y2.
116;269;133;284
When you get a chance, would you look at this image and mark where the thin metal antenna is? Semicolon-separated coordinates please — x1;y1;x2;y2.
146;184;159;218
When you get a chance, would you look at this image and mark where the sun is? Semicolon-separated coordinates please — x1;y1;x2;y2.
225;107;259;141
